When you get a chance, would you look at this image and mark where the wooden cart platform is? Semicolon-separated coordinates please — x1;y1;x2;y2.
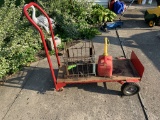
57;52;144;84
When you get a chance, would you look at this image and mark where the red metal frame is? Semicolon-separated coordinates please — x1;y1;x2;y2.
23;2;144;91
56;51;144;88
131;51;144;78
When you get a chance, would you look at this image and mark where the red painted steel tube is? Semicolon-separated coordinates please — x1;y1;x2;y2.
23;2;60;90
131;51;144;78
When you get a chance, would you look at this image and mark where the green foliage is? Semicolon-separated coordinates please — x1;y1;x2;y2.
0;0;117;78
0;0;41;78
90;4;117;24
38;0;100;39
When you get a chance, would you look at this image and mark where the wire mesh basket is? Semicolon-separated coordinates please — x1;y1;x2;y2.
63;40;96;78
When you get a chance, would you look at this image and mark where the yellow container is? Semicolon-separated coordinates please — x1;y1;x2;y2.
104;38;108;56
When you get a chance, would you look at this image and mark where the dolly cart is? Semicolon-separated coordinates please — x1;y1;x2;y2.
23;2;144;96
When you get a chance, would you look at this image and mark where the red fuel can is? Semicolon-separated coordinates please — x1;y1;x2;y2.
97;55;113;77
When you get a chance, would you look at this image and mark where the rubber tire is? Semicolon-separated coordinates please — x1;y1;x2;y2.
121;83;140;96
149;20;155;27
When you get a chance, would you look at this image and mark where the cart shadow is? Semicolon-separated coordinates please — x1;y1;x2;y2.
0;66;55;94
66;83;122;96
1;66;122;96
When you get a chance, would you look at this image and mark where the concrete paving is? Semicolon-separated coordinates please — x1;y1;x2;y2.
0;1;160;120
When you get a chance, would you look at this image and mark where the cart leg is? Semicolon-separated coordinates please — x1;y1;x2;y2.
118;81;125;85
56;83;66;91
103;82;107;89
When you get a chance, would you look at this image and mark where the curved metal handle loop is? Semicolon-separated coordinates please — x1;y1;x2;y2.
23;2;52;34
23;2;60;66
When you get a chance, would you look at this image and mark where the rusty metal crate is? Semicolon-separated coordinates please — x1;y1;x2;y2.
63;40;96;78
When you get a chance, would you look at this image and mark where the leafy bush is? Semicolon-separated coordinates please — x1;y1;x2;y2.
38;0;101;39
90;4;117;24
0;0;116;79
0;0;41;78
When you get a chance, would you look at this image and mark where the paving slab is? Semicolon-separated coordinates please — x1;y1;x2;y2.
0;2;159;120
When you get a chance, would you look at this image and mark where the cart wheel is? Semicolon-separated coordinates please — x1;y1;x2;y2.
121;83;140;96
149;20;155;27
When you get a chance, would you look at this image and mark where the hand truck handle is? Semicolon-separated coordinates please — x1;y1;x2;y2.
23;2;52;34
23;2;60;66
23;2;60;90
23;2;55;40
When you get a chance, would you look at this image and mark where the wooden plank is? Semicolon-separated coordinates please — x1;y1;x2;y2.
57;75;140;83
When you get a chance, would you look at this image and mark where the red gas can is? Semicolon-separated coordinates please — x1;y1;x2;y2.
97;37;113;77
97;55;113;77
